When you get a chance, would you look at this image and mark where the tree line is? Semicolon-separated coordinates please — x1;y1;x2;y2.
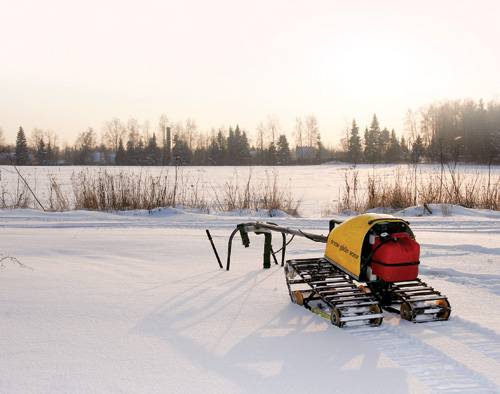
343;99;500;165
3;115;331;166
2;99;500;166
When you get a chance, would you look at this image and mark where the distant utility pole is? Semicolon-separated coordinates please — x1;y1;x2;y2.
162;125;166;165
163;126;172;165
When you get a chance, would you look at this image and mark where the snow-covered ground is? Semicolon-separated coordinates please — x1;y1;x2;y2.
1;206;500;393
1;164;498;216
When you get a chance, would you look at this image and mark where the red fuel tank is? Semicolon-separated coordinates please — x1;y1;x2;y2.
371;233;420;282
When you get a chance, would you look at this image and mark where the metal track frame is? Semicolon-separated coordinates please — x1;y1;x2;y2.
370;279;451;323
285;258;383;328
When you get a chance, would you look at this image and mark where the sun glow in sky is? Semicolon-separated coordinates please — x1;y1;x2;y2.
1;0;500;145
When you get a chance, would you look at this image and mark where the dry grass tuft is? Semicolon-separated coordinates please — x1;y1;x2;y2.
338;165;500;213
72;169;208;211
0;177;33;209
70;168;300;216
48;175;69;211
211;170;300;216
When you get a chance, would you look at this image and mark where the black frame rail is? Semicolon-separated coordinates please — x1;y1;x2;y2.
224;222;328;271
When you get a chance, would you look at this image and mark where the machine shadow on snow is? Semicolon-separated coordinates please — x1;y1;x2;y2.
412;316;500;364
133;268;410;394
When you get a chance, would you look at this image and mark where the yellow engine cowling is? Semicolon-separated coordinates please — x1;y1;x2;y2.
324;213;408;280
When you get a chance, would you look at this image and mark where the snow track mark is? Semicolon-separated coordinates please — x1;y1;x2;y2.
352;323;500;393
420;267;500;296
431;317;500;363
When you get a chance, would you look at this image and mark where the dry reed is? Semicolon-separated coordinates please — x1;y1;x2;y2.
0;177;33;209
211;170;300;216
71;168;299;215
338;165;500;213
72;169;209;211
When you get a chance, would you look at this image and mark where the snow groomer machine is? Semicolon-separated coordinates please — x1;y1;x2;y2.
210;213;450;328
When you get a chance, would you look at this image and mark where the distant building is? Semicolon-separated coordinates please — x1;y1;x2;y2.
294;146;317;161
91;151;107;164
0;152;15;164
89;150;116;165
108;152;117;164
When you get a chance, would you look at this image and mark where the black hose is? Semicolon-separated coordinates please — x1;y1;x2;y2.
273;234;295;254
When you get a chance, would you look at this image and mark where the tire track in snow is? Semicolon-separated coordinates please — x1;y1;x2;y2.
420;267;500;296
432;317;500;363
351;323;500;393
400;316;500;388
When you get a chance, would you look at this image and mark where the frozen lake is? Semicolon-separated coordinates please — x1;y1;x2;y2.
1;164;498;216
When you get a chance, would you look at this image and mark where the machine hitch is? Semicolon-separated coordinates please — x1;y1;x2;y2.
217;221;328;271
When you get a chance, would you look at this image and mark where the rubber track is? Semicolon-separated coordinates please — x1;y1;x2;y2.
388;279;451;323
285;258;383;327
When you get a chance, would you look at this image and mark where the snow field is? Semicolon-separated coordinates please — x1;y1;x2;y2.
0;207;499;393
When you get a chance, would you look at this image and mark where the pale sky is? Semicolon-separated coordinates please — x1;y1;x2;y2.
1;0;500;146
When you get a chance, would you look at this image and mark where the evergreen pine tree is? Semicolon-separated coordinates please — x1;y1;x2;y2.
115;138;126;165
215;130;227;164
379;128;390;161
400;136;409;162
276;134;291;164
369;114;381;162
172;135;191;165
36;137;47;165
347;119;362;163
207;137;219;165
411;135;424;163
126;138;135;165
46;141;55;164
386;129;402;162
146;134;159;165
227;127;237;164
207;130;227;165
363;127;376;163
192;146;208;165
267;142;278;165
136;139;145;165
15;126;29;165
237;127;251;165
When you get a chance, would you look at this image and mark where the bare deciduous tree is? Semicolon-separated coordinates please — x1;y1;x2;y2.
256;121;266;151
266;114;280;144
172;121;185;142
294;117;304;148
46;130;58;148
103;118;126;152
126;119;141;148
142;120;151;142
404;109;418;145
76;128;96;150
29;128;45;150
304;114;319;148
185;118;197;150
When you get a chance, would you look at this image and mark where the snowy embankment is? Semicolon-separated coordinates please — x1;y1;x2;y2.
1;206;500;393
